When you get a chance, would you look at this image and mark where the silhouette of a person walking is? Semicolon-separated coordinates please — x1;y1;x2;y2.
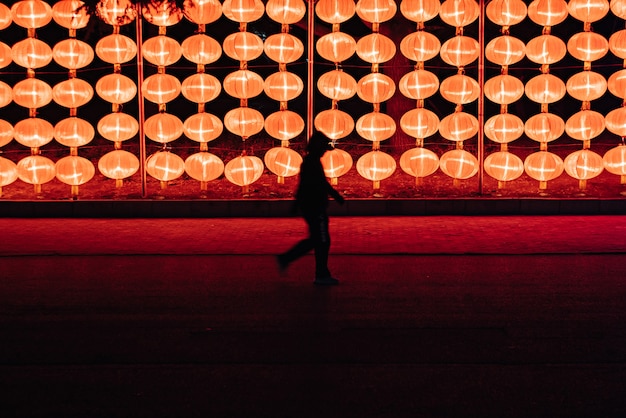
277;131;345;285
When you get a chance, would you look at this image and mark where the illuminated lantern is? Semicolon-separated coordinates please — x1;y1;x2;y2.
0;81;13;108
400;0;440;22
315;0;356;24
486;0;527;26
13;78;52;109
355;0;397;22
525;35;567;65
181;73;221;103
97;112;138;142
439;36;480;68
17;155;56;193
356;33;396;64
52;39;94;70
0;3;12;30
142;73;182;104
357;73;395;103
440;74;480;105
142;36;182;67
142;0;183;26
264;147;303;183
400;32;441;63
439;149;479;181
144;113;184;143
183;0;223;24
321;148;353;184
264;33;304;64
566;71;607;102
438;112;479;142
183;112;223;143
181;34;222;65
222;0;265;23
224;154;264;192
146;151;185;184
11;38;53;69
400;147;439;184
603;145;626;182
314;109;355;140
14;118;54;149
567;0;609;22
524;151;564;189
608;69;626;99
223;70;265;99
317;32;357;63
224;107;264;139
0;119;13;147
527;0;568;27
96;34;137;64
356;150;396;190
0;156;18;195
264;110;305;141
223;32;264;62
611;0;626;18
400;108;439;139
0;42;11;69
96;73;137;104
184;152;224;187
525;73;567;104
266;0;306;23
54;117;95;148
565;110;605;141
52;0;90;30
439;0;480;27
98;149;140;187
484;113;524;144
317;70;357;101
485;36;526;66
484;74;524;104
356;112;396;143
55;155;95;195
52;78;94;109
484;151;524;183
609;29;626;59
567;32;609;63
564;149;603;185
605;107;626;136
95;0;137;26
525;113;565;143
399;70;439;100
264;72;304;102
11;0;53;29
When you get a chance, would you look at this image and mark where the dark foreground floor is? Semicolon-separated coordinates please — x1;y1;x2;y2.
1;216;626;418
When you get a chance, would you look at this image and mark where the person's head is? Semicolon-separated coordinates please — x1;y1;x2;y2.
307;132;333;157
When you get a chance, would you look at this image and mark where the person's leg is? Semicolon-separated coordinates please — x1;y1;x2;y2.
278;215;315;267
312;212;331;279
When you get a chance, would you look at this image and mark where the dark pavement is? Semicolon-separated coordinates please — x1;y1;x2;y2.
1;216;626;418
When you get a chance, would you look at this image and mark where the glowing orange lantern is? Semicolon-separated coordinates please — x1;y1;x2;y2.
52;0;90;30
54;117;95;147
142;0;183;26
98;149;139;186
565;110;605;141
264;33;304;64
439;36;480;68
356;112;396;143
224;154;264;192
400;31;441;63
317;70;357;101
264;72;304;102
316;0;356;24
266;0;306;24
95;0;137;26
97;113;138;142
52;39;94;70
0;119;13;147
264;110;305;141
183;0;223;24
0;42;11;69
438;112;479;142
484;151;524;182
356;150;396;189
321;147;353;183
96;34;137;64
52;78;94;109
524;151;564;188
439;149;479;181
400;108;439;139
0;3;12;30
145;113;184;143
184;152;224;183
181;73;221;103
96;73;137;104
224;107;264;139
440;74;480;104
17;155;56;192
608;69;626;99
222;0;265;23
525;73;566;104
264;147;303;183
525;113;565;143
11;38;53;69
356;0;397;22
439;0;479;27
356;33;396;64
486;0;527;26
398;70;439;100
317;32;357;64
56;155;95;191
567;32;609;63
605;107;626;137
314;109;355;140
142;36;182;67
400;0;440;22
146;151;186;184
357;73;395;103
223;31;264;62
0;156;18;194
564;149;604;185
525;35;567;65
11;0;53;29
567;0;609;22
400;147;439;182
223;70;264;99
0;81;13;108
527;0;568;27
603;145;626;180
13;78;52;109
484;74;524;105
14;118;54;149
183;112;223;142
609;29;626;59
181;34;222;65
484;113;524;144
612;0;626;18
142;74;181;104
566;71;607;102
485;36;526;66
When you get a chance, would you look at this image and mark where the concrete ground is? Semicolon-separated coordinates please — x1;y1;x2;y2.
1;215;625;418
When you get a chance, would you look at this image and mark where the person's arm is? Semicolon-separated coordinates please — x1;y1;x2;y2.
325;180;345;204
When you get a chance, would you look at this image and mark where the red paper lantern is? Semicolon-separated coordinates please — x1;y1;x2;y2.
54;117;95;147
144;113;184;143
603;145;626;176
264;72;304;102
52;78;94;109
222;0;265;23
97;113;138;142
440;74;480;104
224;154;264;188
356;33;396;64
525;113;565;143
264;110;305;141
399;0;440;23
438;112;479;142
56;155;95;186
266;0;306;24
142;0;183;26
315;0;356;24
486;0;527;26
485;35;525;66
96;34;137;64
0;156;18;188
400;108;439;139
52;0;90;30
223;70;264;99
317;69;357;101
439;36;480;67
357;73;395;103
0;42;11;69
184;152;224;182
183;0;222;25
11;38;53;69
224;107;264;139
566;71;607;102
524;151;564;182
439;0;480;27
527;0;568;27
264;146;302;181
181;73;221;103
439;149;478;180
316;32;357;63
52;39;94;70
146;151;185;182
0;81;13;108
181;34;221;65
11;0;53;29
400;147;439;179
0;119;13;147
355;0;397;23
142;35;182;67
525;73;566;104
605;107;626;137
525;35;567;65
484;74;524;105
264;33;304;64
17;155;56;186
565;110;605;141
96;0;137;26
567;32;609;63
0;3;12;30
567;0;609;23
400;31;440;62
564;149;604;181
314;109;355;140
356;150;396;187
223;31;264;62
13;78;53;109
399;69;440;100
98;149;140;180
356;112;396;142
484;151;524;182
484;113;524;144
96;73;137;104
183;112;223;142
142;73;182;104
321;148;353;181
14;118;54;148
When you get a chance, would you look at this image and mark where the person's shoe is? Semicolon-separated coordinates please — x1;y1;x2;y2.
313;276;339;286
276;255;288;275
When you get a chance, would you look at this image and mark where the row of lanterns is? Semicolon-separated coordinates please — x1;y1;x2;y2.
3;0;626;197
